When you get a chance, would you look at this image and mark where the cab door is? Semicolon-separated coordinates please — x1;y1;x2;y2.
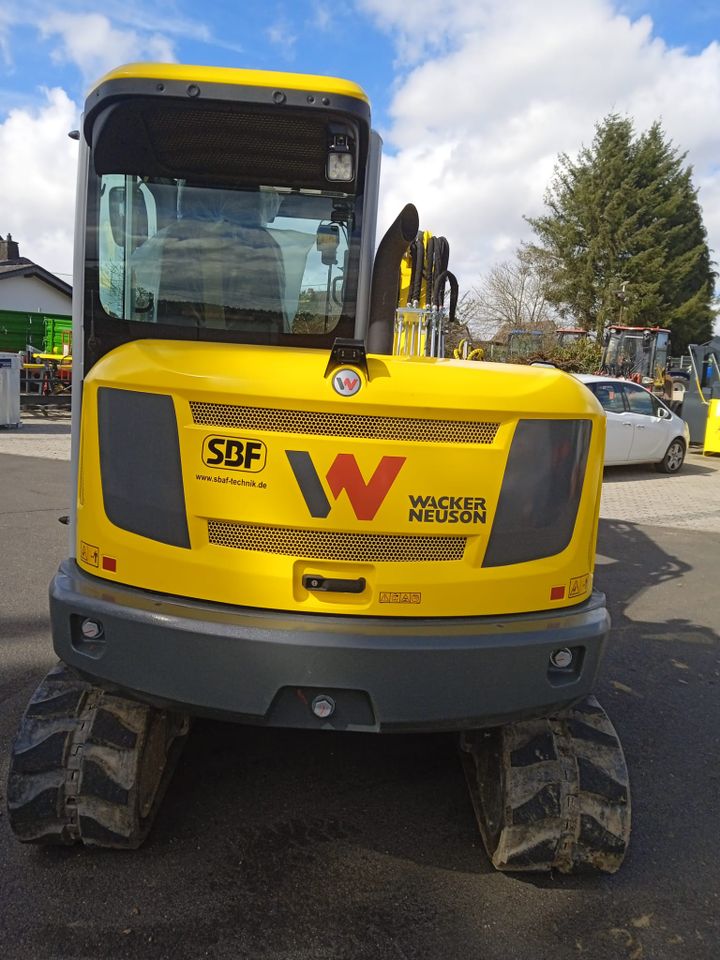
621;383;668;461
590;381;633;463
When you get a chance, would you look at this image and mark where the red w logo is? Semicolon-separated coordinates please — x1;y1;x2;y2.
286;451;405;520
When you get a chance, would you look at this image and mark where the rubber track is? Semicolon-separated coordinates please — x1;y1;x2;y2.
7;662;189;848
461;696;631;874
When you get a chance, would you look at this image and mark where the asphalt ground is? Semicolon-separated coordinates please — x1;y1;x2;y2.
0;434;719;959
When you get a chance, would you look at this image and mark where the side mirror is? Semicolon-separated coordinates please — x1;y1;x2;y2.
658;406;671;419
316;223;339;266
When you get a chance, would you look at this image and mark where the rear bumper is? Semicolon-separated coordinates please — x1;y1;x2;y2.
50;560;610;732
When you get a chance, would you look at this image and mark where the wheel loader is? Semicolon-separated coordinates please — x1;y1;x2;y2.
7;63;630;873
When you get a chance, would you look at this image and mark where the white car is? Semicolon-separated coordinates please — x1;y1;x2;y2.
574;374;690;473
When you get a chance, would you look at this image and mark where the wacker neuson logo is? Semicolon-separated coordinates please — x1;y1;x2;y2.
287;451;405;520
408;494;487;524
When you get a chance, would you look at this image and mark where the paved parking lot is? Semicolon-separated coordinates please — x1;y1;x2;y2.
1;414;719;959
0;411;72;461
600;454;720;531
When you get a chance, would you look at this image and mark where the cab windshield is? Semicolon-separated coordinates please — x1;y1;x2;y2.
94;175;357;337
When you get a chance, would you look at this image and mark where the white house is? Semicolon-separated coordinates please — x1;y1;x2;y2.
0;235;72;315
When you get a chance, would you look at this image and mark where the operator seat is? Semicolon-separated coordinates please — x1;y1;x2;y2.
148;187;286;333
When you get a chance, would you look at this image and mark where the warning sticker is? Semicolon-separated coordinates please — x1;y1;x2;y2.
569;574;590;598
80;541;99;568
379;592;422;605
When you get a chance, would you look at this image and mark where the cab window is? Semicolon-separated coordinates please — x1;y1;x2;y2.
622;384;655;416
591;382;626;413
96;176;355;337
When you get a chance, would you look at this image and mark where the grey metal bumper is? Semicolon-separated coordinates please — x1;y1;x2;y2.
50;560;610;732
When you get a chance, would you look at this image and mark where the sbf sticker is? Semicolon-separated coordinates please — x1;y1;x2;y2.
203;436;267;472
286;451;405;520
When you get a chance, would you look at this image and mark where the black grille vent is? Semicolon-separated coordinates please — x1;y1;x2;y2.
98;388;189;548
150;106;328;184
93;99;342;190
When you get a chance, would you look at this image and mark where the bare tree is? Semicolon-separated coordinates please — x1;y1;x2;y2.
459;249;558;342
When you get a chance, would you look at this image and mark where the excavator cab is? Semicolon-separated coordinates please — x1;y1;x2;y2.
85;66;375;364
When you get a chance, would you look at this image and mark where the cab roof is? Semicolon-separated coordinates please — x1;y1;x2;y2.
88;63;369;105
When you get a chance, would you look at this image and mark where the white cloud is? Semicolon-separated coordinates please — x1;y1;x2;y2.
39;12;176;84
360;0;720;312
265;18;298;59
309;1;333;32
0;9;188;282
98;2;213;44
0;87;79;278
0;9;15;67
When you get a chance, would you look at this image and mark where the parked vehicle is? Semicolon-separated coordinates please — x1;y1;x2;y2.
599;325;669;383
575;374;689;473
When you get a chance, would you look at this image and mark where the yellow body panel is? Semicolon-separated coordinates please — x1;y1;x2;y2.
76;341;605;618
89;63;369;104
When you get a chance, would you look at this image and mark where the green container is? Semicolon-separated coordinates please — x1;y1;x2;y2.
43;316;73;354
0;309;71;354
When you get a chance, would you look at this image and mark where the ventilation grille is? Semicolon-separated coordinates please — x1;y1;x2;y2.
150;107;328;184
208;521;466;562
94;100;335;190
191;402;499;445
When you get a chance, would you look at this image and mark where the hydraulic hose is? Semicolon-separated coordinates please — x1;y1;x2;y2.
425;235;436;311
367;203;420;355
431;237;450;305
409;235;424;304
432;269;459;322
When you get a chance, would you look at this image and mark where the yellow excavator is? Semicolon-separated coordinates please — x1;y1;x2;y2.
7;63;630;873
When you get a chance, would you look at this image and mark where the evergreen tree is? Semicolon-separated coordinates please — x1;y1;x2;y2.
526;115;715;354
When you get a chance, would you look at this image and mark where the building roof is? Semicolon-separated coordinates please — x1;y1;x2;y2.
0;258;72;298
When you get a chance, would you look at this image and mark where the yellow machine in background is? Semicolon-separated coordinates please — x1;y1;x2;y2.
704;397;720;455
7;62;630;875
454;338;485;361
22;353;73;395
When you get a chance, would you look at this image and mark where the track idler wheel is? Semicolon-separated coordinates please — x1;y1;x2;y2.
7;662;190;848
460;696;630;874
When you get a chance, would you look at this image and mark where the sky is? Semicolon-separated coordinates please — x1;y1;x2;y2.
1;0;720;325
